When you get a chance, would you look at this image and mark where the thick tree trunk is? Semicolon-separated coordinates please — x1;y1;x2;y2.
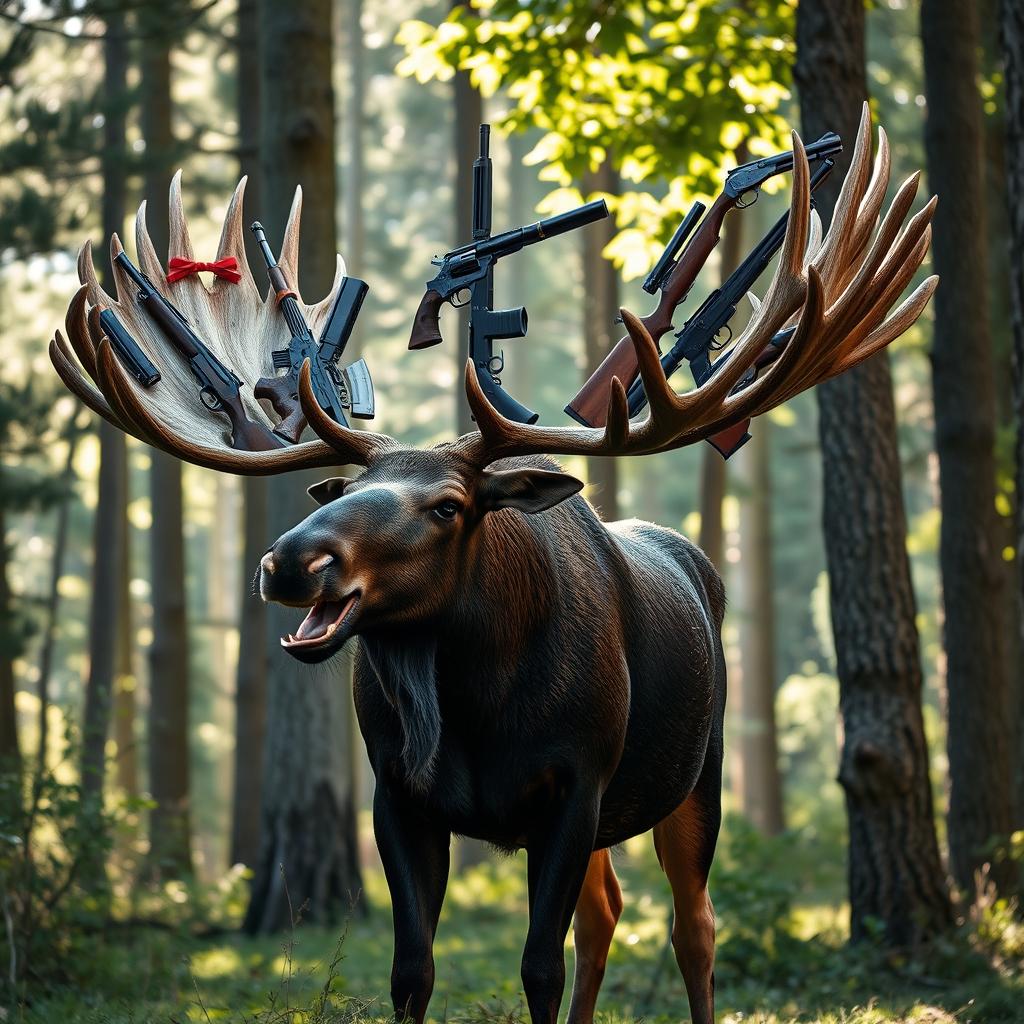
0;507;19;767
231;0;269;869
794;0;952;944
453;8;482;437
922;0;1016;895
1002;0;1024;823
734;424;784;834
244;0;363;931
80;14;129;805
582;161;620;522
141;9;193;876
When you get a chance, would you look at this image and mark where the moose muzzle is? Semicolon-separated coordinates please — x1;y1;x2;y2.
259;527;361;663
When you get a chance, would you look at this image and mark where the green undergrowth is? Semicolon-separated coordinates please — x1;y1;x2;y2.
11;817;1024;1024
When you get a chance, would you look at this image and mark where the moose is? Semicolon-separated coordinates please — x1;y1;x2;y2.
52;108;936;1024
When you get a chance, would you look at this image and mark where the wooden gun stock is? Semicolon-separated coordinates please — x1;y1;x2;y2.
254;373;305;444
220;390;288;451
409;289;445;350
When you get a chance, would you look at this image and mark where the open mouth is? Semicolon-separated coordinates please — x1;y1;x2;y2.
280;591;360;655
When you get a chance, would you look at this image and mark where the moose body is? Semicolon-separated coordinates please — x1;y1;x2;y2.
260;449;726;1024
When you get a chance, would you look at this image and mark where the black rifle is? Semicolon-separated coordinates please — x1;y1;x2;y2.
98;308;161;387
410;124;609;424
114;250;285;451
250;222;374;443
625;158;835;422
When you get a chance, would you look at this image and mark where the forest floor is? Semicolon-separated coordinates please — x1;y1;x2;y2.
20;819;1024;1024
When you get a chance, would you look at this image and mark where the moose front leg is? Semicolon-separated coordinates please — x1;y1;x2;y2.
373;785;450;1024
522;788;601;1024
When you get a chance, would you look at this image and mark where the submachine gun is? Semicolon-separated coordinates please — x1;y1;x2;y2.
410;124;609;424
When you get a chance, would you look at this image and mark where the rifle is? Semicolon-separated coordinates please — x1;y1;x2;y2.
623;159;835;456
114;250;285;451
251;221;374;443
564;131;843;430
97;307;161;387
410;123;609;424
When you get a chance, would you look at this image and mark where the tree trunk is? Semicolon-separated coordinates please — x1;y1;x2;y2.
141;8;193;876
922;0;1016;895
794;0;952;944
36;425;82;771
453;9;482;437
1001;0;1024;823
0;507;19;767
582;161;620;522
734;424;784;834
113;497;139;798
80;12;129;806
230;0;269;870
344;0;366;282
245;0;363;931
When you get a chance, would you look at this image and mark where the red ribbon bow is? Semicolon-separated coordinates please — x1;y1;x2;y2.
166;256;241;284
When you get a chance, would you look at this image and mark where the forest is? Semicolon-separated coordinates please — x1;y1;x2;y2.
1;0;1023;1021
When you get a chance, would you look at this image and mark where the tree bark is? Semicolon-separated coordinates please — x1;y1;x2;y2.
344;0;366;282
141;6;193;876
453;6;482;437
581;161;620;522
1001;0;1024;823
36;424;82;771
245;0;363;931
795;0;952;944
922;0;1016;894
80;13;129;806
0;506;19;767
230;0;269;870
734;424;784;834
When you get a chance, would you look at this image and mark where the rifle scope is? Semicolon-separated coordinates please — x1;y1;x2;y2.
643;200;707;295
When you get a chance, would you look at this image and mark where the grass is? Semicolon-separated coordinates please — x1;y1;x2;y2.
12;822;1024;1024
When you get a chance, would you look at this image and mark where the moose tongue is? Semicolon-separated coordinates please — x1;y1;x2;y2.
295;596;352;641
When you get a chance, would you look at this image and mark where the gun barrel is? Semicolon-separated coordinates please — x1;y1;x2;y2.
472;123;492;241
642;200;707;295
726;132;842;196
250;220;280;270
533;199;609;241
114;250;151;293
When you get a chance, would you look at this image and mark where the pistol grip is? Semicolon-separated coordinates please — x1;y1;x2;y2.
409;289;444;350
255;374;305;444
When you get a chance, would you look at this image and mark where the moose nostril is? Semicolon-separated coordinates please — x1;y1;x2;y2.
261;553;277;575
306;553;334;574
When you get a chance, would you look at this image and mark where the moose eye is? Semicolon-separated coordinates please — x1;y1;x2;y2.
433;500;460;522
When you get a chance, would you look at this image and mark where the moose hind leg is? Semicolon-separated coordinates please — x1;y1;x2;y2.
566;848;623;1024
652;783;721;1024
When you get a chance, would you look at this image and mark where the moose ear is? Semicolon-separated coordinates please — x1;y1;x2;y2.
307;477;354;505
478;468;584;515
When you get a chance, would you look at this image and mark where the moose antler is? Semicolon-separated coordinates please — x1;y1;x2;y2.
53;106;934;478
51;172;397;472
449;104;937;467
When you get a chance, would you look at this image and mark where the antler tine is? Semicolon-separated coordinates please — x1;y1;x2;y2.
168;170;194;262
50;331;128;430
77;241;116;309
276;186;303;300
214;175;259;297
812;102;874;302
64;284;99;378
134;201;166;286
297;360;397;466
